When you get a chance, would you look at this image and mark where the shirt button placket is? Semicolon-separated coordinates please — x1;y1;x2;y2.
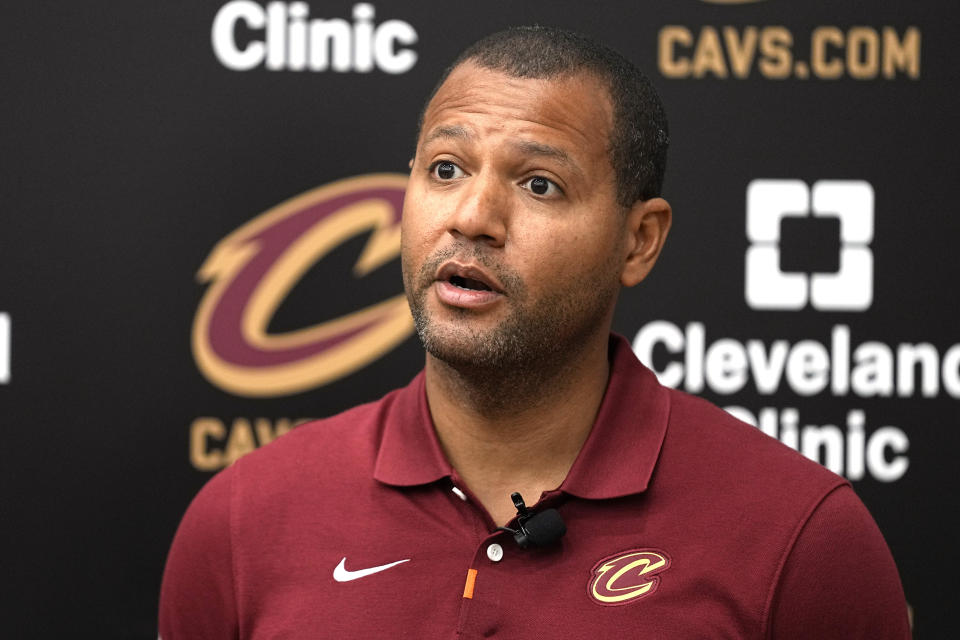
481;541;505;636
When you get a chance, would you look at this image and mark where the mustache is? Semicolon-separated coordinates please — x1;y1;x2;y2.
416;242;523;295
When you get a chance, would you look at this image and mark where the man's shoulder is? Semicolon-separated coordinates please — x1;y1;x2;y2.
251;393;392;462
224;381;416;494
655;390;910;638
604;335;846;505
661;388;847;500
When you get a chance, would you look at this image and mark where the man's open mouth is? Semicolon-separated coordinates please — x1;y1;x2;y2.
449;275;493;291
435;262;504;295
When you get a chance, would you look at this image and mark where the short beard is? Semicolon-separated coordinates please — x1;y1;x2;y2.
403;242;620;405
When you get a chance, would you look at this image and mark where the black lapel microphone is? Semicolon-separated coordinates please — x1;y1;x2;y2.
498;492;567;549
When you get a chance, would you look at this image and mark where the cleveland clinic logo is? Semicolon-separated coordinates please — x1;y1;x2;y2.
212;1;418;73
745;180;874;311
192;174;412;397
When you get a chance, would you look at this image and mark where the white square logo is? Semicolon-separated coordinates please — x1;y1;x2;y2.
745;179;874;311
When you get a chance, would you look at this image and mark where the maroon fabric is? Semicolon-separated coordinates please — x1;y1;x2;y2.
159;335;910;639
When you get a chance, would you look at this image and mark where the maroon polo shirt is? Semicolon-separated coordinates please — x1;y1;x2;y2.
159;335;909;639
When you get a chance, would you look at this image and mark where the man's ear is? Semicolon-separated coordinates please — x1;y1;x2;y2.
620;197;672;287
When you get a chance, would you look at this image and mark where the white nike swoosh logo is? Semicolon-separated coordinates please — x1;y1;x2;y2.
333;557;410;582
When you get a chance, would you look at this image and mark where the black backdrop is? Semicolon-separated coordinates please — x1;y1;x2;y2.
2;1;956;636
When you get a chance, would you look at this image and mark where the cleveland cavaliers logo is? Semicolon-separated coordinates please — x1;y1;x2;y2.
192;174;413;397
588;549;671;606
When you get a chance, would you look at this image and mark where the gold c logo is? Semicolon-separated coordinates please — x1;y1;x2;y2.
192;174;413;397
588;549;671;606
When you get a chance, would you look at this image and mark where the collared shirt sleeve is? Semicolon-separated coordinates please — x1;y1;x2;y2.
159;469;238;640
765;485;910;639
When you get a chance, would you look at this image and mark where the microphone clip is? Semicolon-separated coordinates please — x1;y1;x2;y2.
498;492;567;549
510;492;535;548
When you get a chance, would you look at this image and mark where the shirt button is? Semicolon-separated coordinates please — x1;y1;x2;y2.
486;543;504;562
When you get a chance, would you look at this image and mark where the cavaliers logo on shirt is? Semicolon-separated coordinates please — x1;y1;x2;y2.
587;549;671;606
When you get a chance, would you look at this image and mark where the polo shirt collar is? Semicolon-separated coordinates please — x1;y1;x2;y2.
373;371;453;486
559;334;671;500
374;334;671;500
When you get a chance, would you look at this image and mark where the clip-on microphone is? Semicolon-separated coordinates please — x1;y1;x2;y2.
498;492;567;549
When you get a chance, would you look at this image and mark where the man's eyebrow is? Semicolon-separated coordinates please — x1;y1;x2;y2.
422;125;474;146
419;128;584;177
511;140;583;177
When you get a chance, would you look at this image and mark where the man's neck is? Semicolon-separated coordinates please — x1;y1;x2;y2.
424;331;612;527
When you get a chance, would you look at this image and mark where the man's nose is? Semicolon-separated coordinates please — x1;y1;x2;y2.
445;172;508;247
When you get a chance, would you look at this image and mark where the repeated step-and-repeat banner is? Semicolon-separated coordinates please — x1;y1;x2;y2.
2;1;955;636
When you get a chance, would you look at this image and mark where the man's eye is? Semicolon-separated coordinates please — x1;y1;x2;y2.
522;176;561;197
431;161;464;180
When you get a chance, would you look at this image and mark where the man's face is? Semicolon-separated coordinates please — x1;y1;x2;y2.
401;62;629;369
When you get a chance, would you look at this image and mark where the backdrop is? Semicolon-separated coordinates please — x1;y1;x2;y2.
2;1;955;636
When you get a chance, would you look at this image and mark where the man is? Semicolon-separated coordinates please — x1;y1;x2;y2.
160;26;909;638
